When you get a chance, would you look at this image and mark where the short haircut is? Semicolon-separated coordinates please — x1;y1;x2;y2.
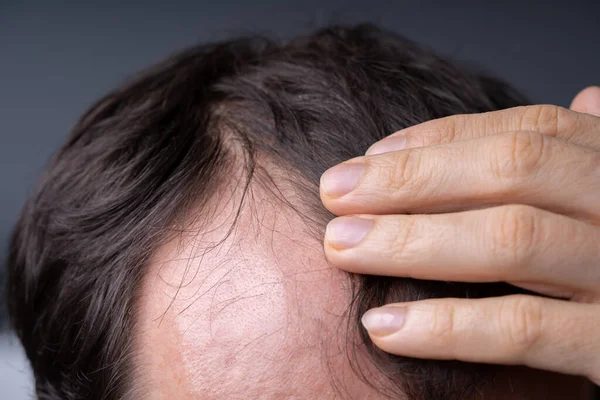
6;24;529;400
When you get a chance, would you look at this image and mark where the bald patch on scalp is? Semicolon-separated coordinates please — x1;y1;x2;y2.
134;173;386;399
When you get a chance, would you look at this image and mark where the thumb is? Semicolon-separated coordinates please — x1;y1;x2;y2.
569;86;600;116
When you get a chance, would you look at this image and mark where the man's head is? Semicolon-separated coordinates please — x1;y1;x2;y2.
5;24;587;399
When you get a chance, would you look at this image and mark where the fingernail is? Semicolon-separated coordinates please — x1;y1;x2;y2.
320;163;364;198
361;307;407;336
326;217;373;249
366;135;406;155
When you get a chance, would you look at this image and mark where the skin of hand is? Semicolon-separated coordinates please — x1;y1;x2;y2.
320;86;600;384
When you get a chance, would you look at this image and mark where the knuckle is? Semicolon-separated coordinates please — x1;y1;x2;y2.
387;217;419;262
520;105;570;135
381;148;429;195
412;115;462;146
428;302;457;345
435;116;460;144
491;131;548;182
499;296;545;354
487;205;539;269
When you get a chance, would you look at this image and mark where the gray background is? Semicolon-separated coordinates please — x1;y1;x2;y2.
1;0;598;398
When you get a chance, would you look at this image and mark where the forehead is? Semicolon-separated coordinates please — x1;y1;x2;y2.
135;186;378;399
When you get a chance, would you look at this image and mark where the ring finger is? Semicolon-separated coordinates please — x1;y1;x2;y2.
324;205;600;297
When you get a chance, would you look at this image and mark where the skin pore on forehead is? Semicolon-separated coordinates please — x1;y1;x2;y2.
135;177;384;399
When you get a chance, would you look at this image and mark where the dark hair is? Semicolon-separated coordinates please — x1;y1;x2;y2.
6;24;530;400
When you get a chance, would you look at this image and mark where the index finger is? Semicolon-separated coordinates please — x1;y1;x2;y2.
366;105;600;154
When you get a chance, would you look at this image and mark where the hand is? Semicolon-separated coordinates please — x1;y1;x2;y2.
320;87;600;383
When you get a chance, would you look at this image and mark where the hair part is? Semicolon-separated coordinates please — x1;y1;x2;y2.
6;24;529;400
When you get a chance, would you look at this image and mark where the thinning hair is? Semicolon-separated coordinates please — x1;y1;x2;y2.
6;24;529;400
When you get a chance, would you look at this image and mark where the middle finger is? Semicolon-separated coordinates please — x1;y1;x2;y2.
320;131;600;221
